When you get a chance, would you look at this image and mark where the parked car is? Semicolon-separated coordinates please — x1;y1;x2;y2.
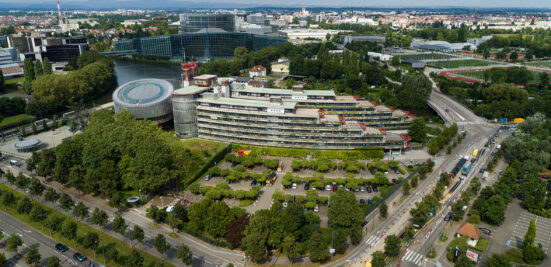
479;227;492;235
204;175;212;181
384;171;389;175
367;199;372;205
312;185;317;190
360;186;365;192
392;179;399;184
360;199;366;204
325;185;332;191
292;183;297;189
373;187;378;192
444;212;453;221
55;243;69;252
251;180;257;186
304;184;310;190
282;202;288;208
231;162;238;168
73;253;87;262
314;205;319;213
354;187;360;192
248;166;254;170
366;187;372;193
332;184;337;191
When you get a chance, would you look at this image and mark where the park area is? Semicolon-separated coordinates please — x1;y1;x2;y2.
396;53;459;61
427;59;500;69
525;61;551;69
453;69;542;83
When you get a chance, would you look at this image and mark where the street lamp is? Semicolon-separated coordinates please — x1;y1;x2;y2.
160;196;163;209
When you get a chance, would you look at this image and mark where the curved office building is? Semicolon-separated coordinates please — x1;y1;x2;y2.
113;79;174;123
113;33;287;61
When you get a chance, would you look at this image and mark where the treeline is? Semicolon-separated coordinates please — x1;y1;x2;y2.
26;109;205;199
432;74;551;119
428;123;459;154
477;30;551;59
27;51;117;118
481;67;536;85
0;97;26;118
410;172;451;226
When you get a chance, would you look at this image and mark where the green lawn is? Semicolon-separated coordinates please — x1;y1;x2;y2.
455;69;542;83
428;59;500;69
0;113;34;127
3;77;24;94
0;183;174;267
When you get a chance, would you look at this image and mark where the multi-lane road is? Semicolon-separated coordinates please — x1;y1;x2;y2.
329;81;499;267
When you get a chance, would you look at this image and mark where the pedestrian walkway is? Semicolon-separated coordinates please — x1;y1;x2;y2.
364;234;382;246
402;249;425;266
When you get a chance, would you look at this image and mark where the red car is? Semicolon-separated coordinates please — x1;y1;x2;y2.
332;185;337;192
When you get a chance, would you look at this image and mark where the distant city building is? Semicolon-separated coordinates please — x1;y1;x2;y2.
0;35;7;47
247;13;265;25
113;33;286;61
180;13;236;33
278;29;345;40
367;52;393;61
7;34;88;62
0;48;18;65
340;34;386;45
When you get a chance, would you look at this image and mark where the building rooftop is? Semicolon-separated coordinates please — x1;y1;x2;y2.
199;95;297;110
113;79;174;106
232;86;336;97
194;74;217;80
457;223;481;240
173;85;212;95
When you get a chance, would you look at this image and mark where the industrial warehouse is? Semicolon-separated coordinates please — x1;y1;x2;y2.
112;65;414;151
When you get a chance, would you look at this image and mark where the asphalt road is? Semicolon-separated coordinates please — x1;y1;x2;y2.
0;162;242;267
0;210;89;267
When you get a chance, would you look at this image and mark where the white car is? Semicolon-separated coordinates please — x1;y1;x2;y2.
292;183;297;189
314;205;319;213
325;185;332;191
282;202;288;208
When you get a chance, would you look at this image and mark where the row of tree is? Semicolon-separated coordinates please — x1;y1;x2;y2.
22;57;53;94
0;96;26;118
428;123;459;154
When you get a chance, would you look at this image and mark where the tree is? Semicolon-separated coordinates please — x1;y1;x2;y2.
403;180;411;195
371;250;386;267
456;254;475;267
522;219;536;250
408;118;428;143
241;209;270;262
167;213;182;232
485;253;511;267
43;57;53;75
46;256;61;267
154;234;171;259
45;214;64;235
176;245;193;265
333;229;347;254
29;204;48;222
2;191;15;210
282;234;301;261
23;57;34;94
328;190;363;229
0;253;6;267
58;193;74;211
384;235;401;256
126;249;144;267
131;225;145;247
82;232;99;250
411;176;418;187
73;202;89;221
25;247;41;266
308;231;329;263
44;188;60;207
469;177;481;193
380;201;388;218
91;207;109;228
17;197;33;214
172;204;188;222
4;170;16;189
112;215;128;237
6;233;23;252
34;60;43;77
61;220;77;244
28;178;45;199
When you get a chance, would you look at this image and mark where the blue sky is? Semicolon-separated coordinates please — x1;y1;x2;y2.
1;0;550;8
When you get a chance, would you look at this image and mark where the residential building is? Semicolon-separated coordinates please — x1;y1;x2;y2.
249;65;266;78
456;223;481;247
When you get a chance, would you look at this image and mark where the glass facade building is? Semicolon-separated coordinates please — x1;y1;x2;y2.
113;33;287;61
180;14;235;33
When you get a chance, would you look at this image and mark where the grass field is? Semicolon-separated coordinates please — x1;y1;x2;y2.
397;53;458;61
454;69;542;83
0;183;173;267
0;113;34;127
181;138;227;159
526;61;551;69
428;59;500;69
3;77;24;94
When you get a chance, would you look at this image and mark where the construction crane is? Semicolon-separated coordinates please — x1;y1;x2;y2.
56;0;63;26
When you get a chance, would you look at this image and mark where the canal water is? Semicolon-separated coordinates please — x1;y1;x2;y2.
113;59;182;86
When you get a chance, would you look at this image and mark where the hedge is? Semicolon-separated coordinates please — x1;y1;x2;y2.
231;143;384;160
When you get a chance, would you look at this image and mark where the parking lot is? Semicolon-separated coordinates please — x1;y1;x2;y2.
509;211;551;253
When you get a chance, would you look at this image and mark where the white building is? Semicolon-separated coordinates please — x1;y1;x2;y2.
368;52;393;61
278;29;345;40
249;65;266;78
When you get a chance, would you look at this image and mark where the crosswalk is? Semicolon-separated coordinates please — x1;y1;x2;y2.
403;249;424;266
364;234;381;246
